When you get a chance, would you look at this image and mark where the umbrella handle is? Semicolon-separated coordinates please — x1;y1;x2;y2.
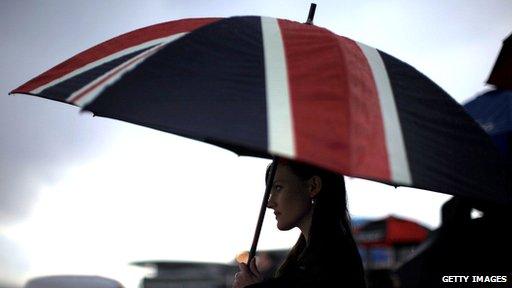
248;160;278;264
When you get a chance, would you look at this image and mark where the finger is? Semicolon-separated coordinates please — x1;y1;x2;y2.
249;257;260;275
238;262;251;275
232;275;238;287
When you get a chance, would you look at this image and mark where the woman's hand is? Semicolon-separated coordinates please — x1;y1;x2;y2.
232;258;262;288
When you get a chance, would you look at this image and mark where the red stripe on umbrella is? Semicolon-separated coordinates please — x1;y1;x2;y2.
339;37;390;182
278;19;391;182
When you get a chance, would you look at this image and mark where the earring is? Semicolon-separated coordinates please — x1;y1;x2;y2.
311;198;315;205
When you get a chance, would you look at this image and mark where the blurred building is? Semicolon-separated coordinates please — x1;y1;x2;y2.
133;261;237;288
134;216;430;288
355;215;430;270
354;216;430;288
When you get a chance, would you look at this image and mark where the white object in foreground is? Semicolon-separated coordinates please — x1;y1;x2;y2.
24;275;124;288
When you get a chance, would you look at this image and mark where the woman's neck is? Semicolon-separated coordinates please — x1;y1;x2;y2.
297;209;314;244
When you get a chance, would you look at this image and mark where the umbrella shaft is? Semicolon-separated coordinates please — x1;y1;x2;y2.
248;161;277;263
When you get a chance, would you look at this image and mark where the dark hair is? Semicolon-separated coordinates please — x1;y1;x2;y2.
266;158;366;286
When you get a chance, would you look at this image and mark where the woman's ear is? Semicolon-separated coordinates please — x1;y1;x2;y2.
308;176;322;198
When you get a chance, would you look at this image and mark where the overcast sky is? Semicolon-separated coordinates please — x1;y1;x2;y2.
1;1;511;287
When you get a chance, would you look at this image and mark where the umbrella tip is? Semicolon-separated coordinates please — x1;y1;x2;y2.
79;109;95;117
305;3;317;25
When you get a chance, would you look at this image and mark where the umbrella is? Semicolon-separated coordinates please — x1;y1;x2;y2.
10;9;511;261
487;32;512;90
464;89;512;158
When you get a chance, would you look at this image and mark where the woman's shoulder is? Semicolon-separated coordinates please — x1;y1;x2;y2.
247;267;364;288
245;269;329;288
299;237;366;285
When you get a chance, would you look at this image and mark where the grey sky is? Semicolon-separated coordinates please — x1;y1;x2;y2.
1;1;511;287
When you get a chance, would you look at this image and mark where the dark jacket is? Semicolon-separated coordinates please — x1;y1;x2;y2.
247;235;366;288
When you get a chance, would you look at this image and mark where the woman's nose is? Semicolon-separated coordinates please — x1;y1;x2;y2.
267;193;276;209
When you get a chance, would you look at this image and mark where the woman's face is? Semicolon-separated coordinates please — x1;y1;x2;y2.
266;163;312;231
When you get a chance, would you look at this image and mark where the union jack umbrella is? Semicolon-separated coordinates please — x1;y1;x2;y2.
10;15;511;258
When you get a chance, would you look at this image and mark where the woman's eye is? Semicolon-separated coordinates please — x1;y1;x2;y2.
274;185;282;191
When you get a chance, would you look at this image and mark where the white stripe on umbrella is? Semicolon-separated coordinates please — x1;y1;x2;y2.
31;33;187;95
356;42;412;185
261;17;296;158
68;43;166;107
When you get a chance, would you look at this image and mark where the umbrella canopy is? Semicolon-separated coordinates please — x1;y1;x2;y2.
487;32;512;90
464;89;512;157
10;16;511;203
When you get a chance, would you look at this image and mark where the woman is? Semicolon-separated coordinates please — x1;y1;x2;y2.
232;158;366;288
